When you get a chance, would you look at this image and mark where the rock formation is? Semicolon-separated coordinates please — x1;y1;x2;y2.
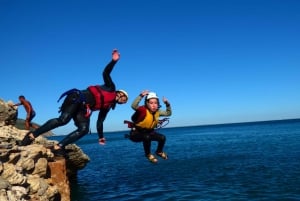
0;98;90;201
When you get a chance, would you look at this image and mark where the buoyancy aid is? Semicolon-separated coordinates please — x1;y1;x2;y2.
88;85;116;110
134;106;160;129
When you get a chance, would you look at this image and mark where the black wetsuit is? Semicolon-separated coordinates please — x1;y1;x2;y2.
31;59;117;148
130;129;166;156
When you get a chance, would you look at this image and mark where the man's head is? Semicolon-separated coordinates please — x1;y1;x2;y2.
18;95;25;101
116;90;128;104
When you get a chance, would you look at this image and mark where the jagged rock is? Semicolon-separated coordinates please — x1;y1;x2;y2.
10;186;28;200
1;163;26;185
0;99;17;126
65;144;90;180
0;176;10;189
32;158;48;177
0;98;90;201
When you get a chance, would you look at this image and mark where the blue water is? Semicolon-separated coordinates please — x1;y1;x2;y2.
50;119;300;201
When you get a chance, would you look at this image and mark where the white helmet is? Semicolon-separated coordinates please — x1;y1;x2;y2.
117;89;129;99
146;92;158;100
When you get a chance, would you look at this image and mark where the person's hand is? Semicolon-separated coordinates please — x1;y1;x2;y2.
140;90;149;97
99;138;106;145
112;49;120;61
163;97;168;104
163;97;170;106
7;102;14;107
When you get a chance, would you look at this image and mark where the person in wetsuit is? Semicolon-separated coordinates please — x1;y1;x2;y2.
20;49;128;156
129;90;172;163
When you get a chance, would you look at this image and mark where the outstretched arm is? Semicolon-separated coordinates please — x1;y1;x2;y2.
13;102;22;106
102;49;120;90
96;109;110;145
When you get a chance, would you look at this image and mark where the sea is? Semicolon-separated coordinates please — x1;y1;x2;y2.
49;119;300;201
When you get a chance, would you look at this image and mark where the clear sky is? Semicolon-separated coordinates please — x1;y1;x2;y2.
1;0;300;135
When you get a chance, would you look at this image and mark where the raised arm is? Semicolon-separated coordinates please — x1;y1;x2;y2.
159;96;172;116
131;90;149;110
101;49;120;91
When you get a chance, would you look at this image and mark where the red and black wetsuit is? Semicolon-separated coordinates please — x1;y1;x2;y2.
31;59;118;147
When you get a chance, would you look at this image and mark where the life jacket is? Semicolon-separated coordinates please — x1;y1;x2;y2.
132;106;160;129
88;85;116;110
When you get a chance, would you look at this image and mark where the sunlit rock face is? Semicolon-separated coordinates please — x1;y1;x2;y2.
0;98;90;201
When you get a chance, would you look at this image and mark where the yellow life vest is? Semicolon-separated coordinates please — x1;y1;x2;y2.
135;109;160;129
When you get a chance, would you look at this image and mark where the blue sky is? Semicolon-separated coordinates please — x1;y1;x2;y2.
1;0;300;134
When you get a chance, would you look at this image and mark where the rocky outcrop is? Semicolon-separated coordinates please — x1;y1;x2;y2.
0;98;90;201
0;99;17;126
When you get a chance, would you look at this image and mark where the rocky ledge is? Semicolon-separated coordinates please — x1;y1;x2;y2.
0;98;90;201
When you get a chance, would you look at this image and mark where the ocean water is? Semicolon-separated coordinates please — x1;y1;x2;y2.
50;119;300;201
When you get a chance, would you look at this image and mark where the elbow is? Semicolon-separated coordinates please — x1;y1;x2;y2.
131;104;137;110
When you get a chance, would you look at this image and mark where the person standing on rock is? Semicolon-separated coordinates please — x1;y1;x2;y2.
19;49;129;157
12;95;38;130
